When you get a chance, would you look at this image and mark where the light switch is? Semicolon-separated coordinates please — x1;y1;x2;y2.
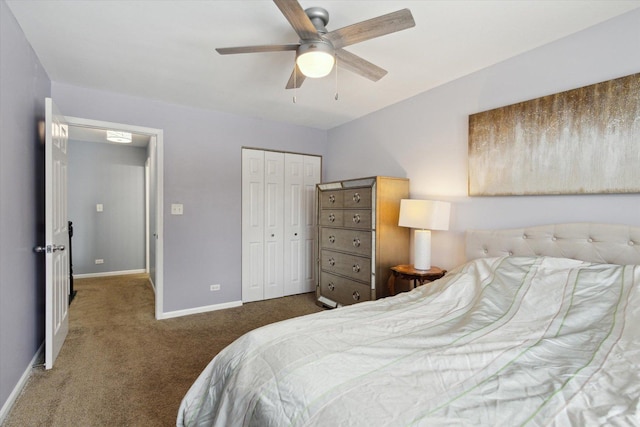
171;204;184;215
96;204;103;212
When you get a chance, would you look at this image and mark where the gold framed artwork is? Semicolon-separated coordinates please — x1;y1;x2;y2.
468;73;640;196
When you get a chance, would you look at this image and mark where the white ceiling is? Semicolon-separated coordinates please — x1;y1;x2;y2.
7;0;640;130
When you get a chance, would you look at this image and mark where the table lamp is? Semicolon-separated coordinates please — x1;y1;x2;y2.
398;199;451;270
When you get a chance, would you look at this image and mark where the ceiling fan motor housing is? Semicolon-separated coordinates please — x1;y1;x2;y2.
304;7;329;35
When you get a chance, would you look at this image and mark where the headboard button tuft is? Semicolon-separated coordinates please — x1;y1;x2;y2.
588;238;594;243
522;234;527;239
629;241;635;246
508;251;514;256
552;236;557;241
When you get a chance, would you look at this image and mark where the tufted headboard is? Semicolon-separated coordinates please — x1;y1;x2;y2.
465;223;640;265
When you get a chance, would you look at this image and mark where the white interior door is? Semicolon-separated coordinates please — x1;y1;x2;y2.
242;149;265;302
263;151;284;299
284;154;321;295
242;149;319;301
44;98;70;369
284;154;304;296
302;155;321;292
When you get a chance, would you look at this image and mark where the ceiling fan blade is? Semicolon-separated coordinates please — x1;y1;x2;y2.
216;44;299;55
335;49;387;82
285;65;306;89
273;0;319;41
326;9;415;49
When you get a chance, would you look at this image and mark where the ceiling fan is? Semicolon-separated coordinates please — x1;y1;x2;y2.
216;0;416;89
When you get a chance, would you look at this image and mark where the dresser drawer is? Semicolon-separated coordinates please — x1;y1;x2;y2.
320;191;343;209
343;209;372;229
343;188;372;208
320;272;372;306
320;250;371;282
319;210;344;227
320;228;372;257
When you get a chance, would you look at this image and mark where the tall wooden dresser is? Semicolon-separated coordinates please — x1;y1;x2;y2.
316;176;410;307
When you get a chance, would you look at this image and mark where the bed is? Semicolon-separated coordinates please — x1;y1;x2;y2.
178;223;640;426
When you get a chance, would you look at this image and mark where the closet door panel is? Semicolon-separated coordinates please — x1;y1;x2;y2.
242;149;265;302
284;154;303;296
303;156;321;292
263;151;284;300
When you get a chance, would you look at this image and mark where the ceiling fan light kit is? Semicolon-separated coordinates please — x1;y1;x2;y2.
216;0;415;90
296;40;335;78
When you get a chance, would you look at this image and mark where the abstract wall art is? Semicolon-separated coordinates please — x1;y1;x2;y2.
468;73;640;196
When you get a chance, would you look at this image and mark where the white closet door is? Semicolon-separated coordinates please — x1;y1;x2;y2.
302;155;321;292
243;149;319;301
263;151;284;299
241;149;265;302
284;154;321;295
284;154;303;295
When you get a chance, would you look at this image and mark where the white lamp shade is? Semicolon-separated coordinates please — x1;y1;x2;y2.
398;200;450;231
398;199;451;271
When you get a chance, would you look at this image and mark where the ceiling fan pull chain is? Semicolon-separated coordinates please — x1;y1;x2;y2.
334;55;339;101
293;66;297;104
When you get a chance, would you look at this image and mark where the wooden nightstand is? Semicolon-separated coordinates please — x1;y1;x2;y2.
388;265;446;296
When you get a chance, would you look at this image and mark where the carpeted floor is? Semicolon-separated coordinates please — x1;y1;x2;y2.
4;274;323;426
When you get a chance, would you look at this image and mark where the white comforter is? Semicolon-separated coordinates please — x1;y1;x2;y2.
177;257;640;426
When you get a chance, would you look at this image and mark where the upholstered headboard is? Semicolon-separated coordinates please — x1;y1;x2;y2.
466;223;640;265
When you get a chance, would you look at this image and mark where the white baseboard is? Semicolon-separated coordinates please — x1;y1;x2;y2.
159;300;243;320
0;342;44;424
73;269;146;279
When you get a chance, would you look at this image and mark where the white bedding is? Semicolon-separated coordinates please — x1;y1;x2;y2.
177;256;640;426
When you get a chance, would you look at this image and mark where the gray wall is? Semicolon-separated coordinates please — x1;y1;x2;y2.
326;9;640;271
68;140;147;275
50;84;328;312
0;0;51;415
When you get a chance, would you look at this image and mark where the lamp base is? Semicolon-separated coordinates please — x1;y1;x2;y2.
414;229;432;270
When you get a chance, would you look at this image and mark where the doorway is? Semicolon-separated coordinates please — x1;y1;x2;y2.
65;116;165;319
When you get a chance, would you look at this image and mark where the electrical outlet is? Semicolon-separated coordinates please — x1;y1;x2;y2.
95;259;104;264
210;284;221;291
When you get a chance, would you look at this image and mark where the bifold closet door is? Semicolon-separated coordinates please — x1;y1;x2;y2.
242;149;285;302
242;149;320;302
284;154;321;295
262;151;284;300
242;149;267;302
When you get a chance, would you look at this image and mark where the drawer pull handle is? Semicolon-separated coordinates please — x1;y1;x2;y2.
328;194;336;203
328;213;335;222
352;238;360;247
352;214;361;224
328;282;335;291
352;264;360;273
329;235;335;243
329;258;335;266
352;193;361;203
353;291;361;301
